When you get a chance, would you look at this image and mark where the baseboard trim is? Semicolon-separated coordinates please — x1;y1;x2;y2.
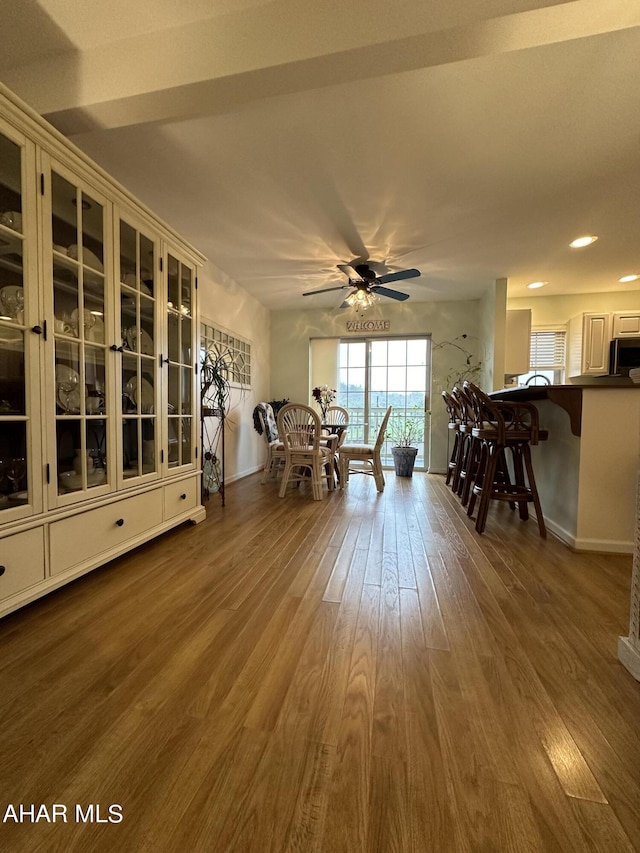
225;464;263;484
618;637;640;681
544;518;633;554
573;537;633;554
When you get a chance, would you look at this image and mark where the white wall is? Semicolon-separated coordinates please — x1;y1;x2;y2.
198;260;271;482
508;289;640;326
270;299;486;473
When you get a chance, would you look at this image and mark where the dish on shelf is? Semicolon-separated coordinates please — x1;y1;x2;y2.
0;211;22;231
125;376;154;413
59;469;106;491
71;307;96;335
0;285;24;319
8;490;28;503
67;244;104;273
125;325;154;355
87;317;105;343
0;494;10;509
56;364;81;412
629;368;640;385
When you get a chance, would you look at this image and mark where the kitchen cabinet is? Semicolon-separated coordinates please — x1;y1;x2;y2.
0;81;205;619
505;308;531;375
612;311;640;338
567;312;611;377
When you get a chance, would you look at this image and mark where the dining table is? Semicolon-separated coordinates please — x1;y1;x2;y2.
320;423;348;484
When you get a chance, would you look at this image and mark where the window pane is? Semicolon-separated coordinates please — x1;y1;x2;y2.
387;340;406;366
370;340;387;366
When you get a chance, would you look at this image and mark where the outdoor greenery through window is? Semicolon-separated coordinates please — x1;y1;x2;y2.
519;328;566;385
338;337;430;468
200;322;251;387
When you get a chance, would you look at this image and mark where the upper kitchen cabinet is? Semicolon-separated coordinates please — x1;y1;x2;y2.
0;80;206;620
612;311;640;338
567;312;611;377
504;309;532;377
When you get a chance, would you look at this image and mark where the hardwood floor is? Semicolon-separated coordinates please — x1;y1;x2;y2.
1;472;639;852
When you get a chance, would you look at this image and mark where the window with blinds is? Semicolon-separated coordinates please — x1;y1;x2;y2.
519;328;566;384
529;329;566;370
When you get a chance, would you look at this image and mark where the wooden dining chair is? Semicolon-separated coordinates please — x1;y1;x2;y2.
338;405;392;492
256;402;286;483
323;405;350;448
277;403;337;500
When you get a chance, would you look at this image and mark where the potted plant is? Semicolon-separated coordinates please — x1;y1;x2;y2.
388;411;425;477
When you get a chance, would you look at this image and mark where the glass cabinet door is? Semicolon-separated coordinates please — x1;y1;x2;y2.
117;215;159;485
0;123;40;520
165;250;196;471
45;161;110;502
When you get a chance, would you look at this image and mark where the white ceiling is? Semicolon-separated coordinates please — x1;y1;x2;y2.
2;0;640;310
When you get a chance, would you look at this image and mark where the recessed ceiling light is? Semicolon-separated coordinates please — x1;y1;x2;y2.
618;274;640;283
570;235;598;248
527;281;547;289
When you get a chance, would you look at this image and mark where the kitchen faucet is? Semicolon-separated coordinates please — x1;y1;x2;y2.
525;374;551;386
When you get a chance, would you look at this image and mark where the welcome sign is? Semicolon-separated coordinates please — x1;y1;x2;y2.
346;320;390;332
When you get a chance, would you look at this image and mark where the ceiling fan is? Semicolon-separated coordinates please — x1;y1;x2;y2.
303;262;421;309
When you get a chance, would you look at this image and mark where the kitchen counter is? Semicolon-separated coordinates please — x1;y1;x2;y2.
489;384;640;552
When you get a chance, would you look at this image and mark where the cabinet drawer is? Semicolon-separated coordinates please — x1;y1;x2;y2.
50;490;163;576
164;477;199;521
0;528;45;600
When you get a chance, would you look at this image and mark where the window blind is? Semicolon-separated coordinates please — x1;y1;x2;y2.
529;329;566;370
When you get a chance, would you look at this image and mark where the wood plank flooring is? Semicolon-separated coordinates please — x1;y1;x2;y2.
1;472;639;852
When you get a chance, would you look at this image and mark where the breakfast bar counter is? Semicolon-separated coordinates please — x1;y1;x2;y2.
490;384;640;552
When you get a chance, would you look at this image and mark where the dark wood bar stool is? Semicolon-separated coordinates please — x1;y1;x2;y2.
451;384;482;506
441;390;462;487
464;382;548;537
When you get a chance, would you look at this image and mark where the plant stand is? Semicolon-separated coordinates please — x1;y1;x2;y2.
392;446;418;477
202;406;225;506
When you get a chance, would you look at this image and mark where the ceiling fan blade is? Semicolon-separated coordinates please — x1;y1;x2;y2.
370;285;410;301
376;268;421;285
302;285;349;296
337;263;361;280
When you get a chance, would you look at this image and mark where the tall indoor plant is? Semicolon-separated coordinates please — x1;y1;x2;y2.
388;411;425;477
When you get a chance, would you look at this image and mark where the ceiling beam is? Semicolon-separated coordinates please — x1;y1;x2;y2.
3;0;638;135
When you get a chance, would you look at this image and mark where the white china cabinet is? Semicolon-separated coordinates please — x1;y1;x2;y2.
0;83;205;618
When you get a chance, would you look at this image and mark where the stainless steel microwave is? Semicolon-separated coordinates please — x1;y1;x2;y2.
609;336;640;375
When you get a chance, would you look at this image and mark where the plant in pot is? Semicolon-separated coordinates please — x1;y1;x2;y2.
388;411;425;477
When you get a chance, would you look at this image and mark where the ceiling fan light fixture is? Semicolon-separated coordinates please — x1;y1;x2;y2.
345;288;379;310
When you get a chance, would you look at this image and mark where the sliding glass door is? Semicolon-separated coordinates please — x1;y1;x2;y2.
338;337;430;468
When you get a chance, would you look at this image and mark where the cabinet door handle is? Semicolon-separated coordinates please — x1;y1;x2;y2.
116;518;125;527
180;493;187;500
31;325;43;335
110;344;124;352
0;565;5;577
